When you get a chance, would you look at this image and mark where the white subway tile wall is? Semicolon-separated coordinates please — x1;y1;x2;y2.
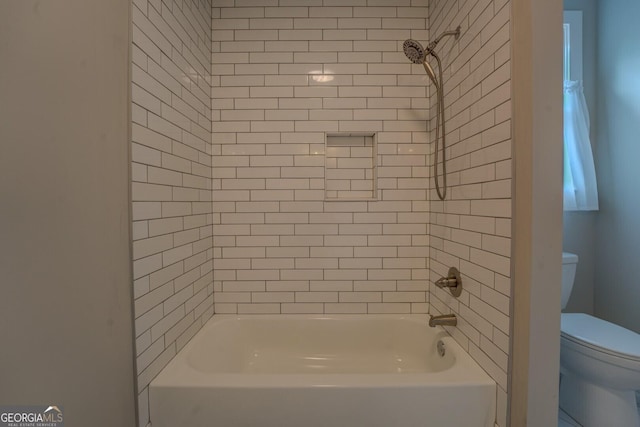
130;1;512;426
428;1;511;426
131;1;213;426
211;1;432;319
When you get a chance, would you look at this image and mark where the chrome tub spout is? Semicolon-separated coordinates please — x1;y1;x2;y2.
429;314;457;327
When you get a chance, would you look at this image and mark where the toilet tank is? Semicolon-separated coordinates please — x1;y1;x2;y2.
562;252;579;310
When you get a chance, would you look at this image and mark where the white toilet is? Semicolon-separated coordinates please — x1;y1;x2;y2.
560;252;640;427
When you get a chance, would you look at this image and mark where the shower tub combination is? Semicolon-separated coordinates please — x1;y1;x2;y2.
149;314;496;427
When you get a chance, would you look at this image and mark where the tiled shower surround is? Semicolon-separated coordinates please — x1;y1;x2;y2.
132;0;511;426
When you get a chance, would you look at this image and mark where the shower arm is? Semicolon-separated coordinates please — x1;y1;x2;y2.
426;26;461;54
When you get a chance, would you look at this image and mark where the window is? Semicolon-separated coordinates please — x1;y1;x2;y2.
563;11;599;211
564;11;583;81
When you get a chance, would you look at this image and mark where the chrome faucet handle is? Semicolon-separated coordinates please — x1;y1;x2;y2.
435;277;458;287
434;267;463;297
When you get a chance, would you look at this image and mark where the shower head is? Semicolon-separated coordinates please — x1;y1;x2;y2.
401;27;460;202
403;39;426;64
403;26;461;65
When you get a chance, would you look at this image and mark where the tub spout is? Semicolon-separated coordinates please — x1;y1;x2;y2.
429;314;457;327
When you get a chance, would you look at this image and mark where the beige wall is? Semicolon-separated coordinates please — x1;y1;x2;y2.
510;0;564;424
594;0;640;333
0;1;136;426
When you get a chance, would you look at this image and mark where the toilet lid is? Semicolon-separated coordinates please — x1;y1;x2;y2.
561;313;640;359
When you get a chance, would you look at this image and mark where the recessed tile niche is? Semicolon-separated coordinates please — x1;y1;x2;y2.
324;133;377;201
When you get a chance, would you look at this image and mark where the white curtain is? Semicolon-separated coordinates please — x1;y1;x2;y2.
564;80;599;211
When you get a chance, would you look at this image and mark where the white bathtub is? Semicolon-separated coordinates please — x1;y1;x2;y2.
149;314;496;427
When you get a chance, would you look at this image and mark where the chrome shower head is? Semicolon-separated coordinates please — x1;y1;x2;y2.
403;39;426;64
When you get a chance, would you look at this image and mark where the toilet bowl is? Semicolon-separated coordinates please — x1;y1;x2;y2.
559;252;640;427
560;313;640;426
